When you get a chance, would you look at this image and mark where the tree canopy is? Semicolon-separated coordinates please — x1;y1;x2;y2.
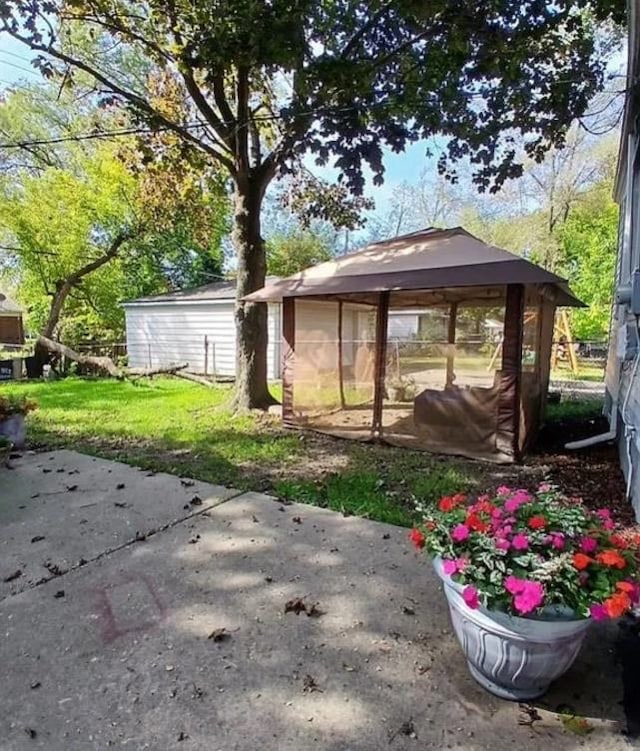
0;0;625;405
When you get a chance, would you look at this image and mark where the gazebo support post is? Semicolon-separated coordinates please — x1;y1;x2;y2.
372;291;390;439
497;284;524;460
338;301;346;409
281;296;295;424
446;302;458;387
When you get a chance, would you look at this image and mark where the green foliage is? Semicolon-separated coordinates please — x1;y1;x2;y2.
266;231;334;277
0;82;229;343
559;186;618;340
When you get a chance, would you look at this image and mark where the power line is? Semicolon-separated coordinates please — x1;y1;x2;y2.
0;78;628;151
0;58;40;76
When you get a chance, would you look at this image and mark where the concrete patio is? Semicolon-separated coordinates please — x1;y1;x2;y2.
0;450;631;749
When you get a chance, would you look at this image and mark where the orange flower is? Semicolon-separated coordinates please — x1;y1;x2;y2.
604;591;631;618
528;515;547;530
610;534;629;549
596;549;627;569
572;553;592;571
616;581;636;594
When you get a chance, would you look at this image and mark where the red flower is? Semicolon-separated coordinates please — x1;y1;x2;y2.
596;549;627;569
409;529;426;550
610;534;629;549
439;495;465;512
465;513;489;533
573;553;592;571
604;591;631;618
528;515;547;530
616;581;636;594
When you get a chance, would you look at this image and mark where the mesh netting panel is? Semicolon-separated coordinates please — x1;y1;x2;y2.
382;298;506;460
292;298;375;437
519;303;543;450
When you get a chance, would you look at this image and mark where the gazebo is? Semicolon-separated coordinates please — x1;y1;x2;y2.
246;228;583;463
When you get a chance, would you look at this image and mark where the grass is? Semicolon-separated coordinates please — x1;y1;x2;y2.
2;376;595;528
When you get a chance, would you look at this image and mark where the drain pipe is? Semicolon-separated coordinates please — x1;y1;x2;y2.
565;317;640;501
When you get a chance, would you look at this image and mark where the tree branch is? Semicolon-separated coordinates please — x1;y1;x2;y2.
1;26;236;172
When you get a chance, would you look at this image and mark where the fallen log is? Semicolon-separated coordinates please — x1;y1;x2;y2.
173;370;218;388
36;335;188;380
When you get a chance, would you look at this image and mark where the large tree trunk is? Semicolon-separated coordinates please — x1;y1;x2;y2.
232;178;277;411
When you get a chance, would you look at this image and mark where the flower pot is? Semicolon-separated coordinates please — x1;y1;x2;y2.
433;557;592;700
0;413;26;449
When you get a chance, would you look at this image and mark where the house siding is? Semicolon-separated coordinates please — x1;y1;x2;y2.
606;0;640;516
124;301;281;379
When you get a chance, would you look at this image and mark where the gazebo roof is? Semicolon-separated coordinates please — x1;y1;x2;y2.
245;227;583;307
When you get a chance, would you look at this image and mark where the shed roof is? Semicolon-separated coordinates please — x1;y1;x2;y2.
0;292;22;315
244;227;583;307
123;277;281;306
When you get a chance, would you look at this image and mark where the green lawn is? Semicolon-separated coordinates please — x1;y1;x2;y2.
2;377;604;528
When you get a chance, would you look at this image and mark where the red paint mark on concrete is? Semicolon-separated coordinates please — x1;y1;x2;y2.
95;572;167;643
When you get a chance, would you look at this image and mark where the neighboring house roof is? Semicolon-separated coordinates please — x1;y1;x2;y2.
244;227;583;307
614;0;639;199
0;292;22;315
123;277;281;306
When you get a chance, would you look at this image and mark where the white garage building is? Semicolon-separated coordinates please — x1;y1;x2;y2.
123;281;282;379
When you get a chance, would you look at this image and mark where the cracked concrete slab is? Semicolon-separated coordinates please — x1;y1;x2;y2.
0;458;630;750
0;450;241;598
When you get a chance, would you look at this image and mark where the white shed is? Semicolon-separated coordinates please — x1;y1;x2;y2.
123;281;281;379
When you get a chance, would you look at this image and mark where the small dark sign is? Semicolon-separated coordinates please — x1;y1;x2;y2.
0;359;13;381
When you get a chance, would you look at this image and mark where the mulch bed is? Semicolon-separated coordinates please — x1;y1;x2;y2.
530;413;634;527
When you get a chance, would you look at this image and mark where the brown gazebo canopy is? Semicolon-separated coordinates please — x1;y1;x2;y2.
247;227;583;463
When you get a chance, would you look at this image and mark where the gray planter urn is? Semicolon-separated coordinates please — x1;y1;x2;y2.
0;414;25;449
433;557;592;700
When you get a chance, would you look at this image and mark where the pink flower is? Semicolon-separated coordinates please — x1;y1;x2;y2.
462;585;479;609
451;524;470;542
491;507;503;518
538;482;552;493
496;486;512;496
596;508;612;520
504;575;522;594
580;536;598;554
511;533;529;550
603;519;615;531
442;559;457;575
503;491;530;512
495;538;511;551
589;603;609;621
442;557;467;576
551;533;565;550
504;576;544;614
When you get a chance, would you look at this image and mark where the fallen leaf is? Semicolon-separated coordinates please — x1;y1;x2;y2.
4;569;22;583
292;516;302;524
30;535;45;543
560;715;593;735
189;495;203;506
402;606;415;616
54;590;65;599
30;682;41;690
66;484;78;492
208;628;231;642
302;674;322;694
285;597;308;615
188;535;201;544
180;479;195;487
177;731;188;741
116;483;125;490
24;728;37;739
